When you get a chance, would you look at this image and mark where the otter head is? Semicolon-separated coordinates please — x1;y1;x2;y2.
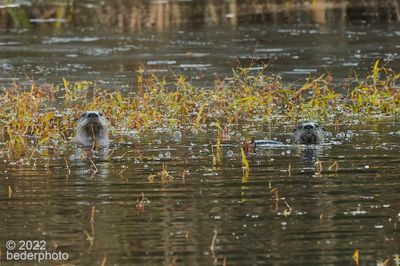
77;111;109;128
293;122;324;144
76;111;109;148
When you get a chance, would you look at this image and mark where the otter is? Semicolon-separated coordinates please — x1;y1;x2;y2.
76;111;109;148
293;122;324;144
242;138;284;153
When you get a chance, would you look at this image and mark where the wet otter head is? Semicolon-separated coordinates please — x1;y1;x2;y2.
76;111;109;148
293;122;324;144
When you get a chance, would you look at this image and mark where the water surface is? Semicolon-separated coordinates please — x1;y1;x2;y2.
1;122;400;265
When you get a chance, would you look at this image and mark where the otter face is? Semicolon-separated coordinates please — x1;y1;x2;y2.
76;111;109;148
77;111;107;127
293;122;324;144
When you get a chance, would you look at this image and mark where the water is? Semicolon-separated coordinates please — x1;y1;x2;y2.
1;122;400;265
1;1;400;265
1;23;399;88
0;1;399;87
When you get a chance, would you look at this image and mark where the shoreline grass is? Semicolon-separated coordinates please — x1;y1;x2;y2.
0;60;399;158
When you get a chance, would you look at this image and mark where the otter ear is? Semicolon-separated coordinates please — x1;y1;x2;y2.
75;112;87;122
98;112;110;121
104;115;111;125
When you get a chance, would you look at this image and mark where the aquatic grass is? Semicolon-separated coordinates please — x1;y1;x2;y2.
135;192;146;213
270;188;279;210
210;137;222;168
240;147;249;171
0;60;398;158
148;164;174;184
347;62;400;115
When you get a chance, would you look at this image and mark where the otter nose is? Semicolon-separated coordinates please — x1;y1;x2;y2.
304;124;314;130
87;113;98;118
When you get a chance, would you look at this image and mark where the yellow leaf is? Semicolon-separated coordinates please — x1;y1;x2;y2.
63;78;69;90
44;112;54;122
240;147;249;170
39;136;50;145
195;103;207;128
373;59;380;83
353;249;359;265
115;92;125;108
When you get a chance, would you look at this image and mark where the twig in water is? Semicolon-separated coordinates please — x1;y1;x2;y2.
136;192;146;213
100;255;107;266
8;185;12;199
270;188;279;210
119;165;128;179
108;147;116;158
120;150;135;158
31;158;37;170
283;200;293;217
314;159;323;175
182;168;186;184
210;229;218;264
210;229;218;254
65;158;71;179
84;230;95;253
89;157;98;178
328;160;339;171
167;256;177;266
90;206;96;224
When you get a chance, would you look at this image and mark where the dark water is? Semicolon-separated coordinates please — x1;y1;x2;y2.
1;1;400;265
1;123;400;265
1;22;400;88
0;0;399;87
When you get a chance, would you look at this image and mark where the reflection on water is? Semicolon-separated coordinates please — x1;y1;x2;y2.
0;0;399;30
1;123;400;265
0;22;399;87
0;0;399;87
